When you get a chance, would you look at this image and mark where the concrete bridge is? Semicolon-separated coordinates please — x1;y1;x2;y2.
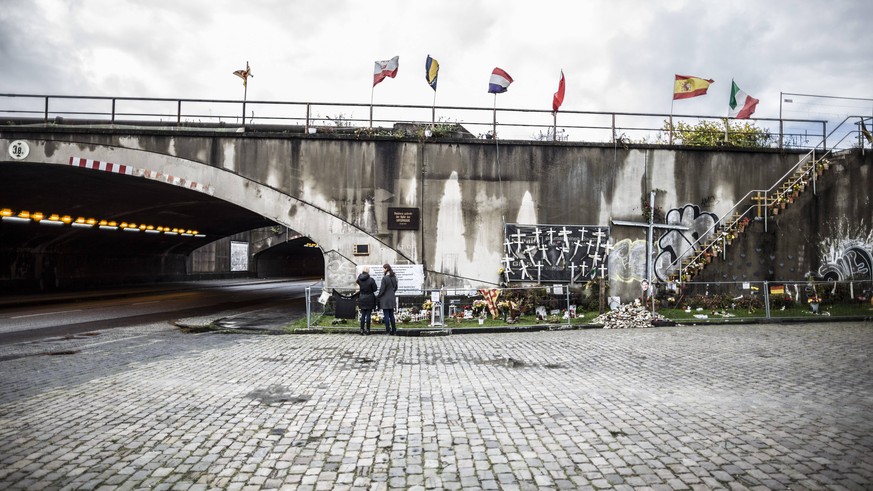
2;122;870;298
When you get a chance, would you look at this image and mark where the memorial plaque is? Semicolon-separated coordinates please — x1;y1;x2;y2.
387;207;420;230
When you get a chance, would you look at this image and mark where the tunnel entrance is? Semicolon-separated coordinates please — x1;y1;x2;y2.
255;236;324;278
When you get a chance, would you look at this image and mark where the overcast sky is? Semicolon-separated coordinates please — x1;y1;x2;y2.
2;0;872;127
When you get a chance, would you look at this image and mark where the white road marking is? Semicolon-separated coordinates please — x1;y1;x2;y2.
11;309;82;319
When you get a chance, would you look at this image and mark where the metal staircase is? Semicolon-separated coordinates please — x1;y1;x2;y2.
665;117;864;283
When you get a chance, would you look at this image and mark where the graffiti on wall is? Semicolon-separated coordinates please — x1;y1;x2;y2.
816;219;873;281
608;239;648;283
653;204;719;281
503;223;609;283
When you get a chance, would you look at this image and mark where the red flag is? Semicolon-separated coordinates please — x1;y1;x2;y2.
478;288;502;319
233;61;253;87
552;71;566;113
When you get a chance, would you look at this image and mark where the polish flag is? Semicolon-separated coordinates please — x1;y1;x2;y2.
373;56;399;86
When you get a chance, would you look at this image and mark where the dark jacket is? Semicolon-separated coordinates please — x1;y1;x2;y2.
356;272;378;310
376;272;398;309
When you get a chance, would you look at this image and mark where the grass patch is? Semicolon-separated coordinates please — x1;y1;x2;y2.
301;311;601;329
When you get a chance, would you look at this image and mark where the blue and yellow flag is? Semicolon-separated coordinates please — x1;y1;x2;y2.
425;55;439;91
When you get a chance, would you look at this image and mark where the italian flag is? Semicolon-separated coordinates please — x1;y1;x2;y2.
728;81;759;119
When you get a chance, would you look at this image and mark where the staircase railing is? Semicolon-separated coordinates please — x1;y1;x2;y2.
664;116;865;282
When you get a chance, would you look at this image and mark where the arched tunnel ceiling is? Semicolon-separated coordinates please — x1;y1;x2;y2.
0;161;279;255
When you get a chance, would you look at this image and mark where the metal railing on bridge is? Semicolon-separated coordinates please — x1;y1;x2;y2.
3;92;869;151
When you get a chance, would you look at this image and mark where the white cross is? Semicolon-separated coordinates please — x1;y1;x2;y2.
519;262;531;280
503;237;514;255
538;243;552;265
571;239;584;260
580;262;589;276
568;262;577;281
535;261;543;282
512;229;526;254
533;227;543;248
593;228;607;249
547;228;556;243
501;254;514;273
559;226;572;245
599;263;608;278
578;227;588;241
523;245;538;264
589;251;602;266
586;239;595;255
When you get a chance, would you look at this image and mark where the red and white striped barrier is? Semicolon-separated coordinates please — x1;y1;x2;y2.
68;157;214;195
68;157;134;176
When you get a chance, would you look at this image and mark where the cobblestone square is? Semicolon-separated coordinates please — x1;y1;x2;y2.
1;322;871;490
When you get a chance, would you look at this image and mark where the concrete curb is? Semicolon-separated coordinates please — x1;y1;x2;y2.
174;314;872;337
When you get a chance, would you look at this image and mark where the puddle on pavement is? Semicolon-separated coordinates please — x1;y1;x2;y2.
247;385;310;405
478;357;527;368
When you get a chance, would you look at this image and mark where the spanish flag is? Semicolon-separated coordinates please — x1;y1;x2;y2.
673;74;714;100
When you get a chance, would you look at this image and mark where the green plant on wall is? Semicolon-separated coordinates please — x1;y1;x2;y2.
641;189;667;223
661;119;774;148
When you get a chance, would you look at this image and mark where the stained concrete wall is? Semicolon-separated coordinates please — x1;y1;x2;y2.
3;129;871;298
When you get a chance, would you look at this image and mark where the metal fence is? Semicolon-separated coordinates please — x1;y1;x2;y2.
300;279;873;331
4;92;869;151
304;285;602;331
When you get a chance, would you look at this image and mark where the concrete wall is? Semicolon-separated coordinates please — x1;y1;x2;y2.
3;129;871;298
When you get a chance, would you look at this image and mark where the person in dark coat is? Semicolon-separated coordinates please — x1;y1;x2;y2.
376;263;398;335
356;266;378;335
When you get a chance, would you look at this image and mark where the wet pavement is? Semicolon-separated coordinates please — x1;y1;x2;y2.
0;321;872;490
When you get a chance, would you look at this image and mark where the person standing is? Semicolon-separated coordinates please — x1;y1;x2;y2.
356;266;378;335
376;263;398;335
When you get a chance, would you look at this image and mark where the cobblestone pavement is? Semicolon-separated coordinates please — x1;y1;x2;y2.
1;322;872;490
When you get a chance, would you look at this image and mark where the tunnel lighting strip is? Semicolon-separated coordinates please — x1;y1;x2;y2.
0;208;204;237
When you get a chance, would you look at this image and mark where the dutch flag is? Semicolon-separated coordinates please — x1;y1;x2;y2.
488;67;513;94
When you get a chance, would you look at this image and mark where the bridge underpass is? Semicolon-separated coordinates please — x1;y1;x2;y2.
0;161;319;292
2;118;870;299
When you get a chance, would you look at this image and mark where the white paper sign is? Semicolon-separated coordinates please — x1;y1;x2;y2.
318;290;331;305
357;264;424;294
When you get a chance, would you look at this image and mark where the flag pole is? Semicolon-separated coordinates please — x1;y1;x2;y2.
242;79;247;125
669;99;674;145
553;111;557;142
724;79;733;144
432;90;437;126
492;93;497;138
370;85;374;128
